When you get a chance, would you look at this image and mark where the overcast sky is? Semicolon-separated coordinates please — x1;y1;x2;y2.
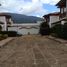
0;0;60;17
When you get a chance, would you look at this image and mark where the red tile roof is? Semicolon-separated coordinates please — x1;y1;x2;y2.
0;13;11;18
43;12;60;18
56;0;66;8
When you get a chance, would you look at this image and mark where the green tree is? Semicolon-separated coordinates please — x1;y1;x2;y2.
39;22;50;35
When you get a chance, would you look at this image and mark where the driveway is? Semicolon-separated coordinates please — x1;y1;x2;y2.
0;35;67;67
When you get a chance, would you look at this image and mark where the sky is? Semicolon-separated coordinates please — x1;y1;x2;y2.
0;0;60;17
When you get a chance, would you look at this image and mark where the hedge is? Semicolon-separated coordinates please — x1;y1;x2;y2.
51;23;67;39
0;31;18;37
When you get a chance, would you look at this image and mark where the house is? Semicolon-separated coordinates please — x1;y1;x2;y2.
43;12;60;27
0;13;43;35
0;13;13;31
56;0;67;25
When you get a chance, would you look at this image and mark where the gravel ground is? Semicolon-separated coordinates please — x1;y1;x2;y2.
0;35;67;67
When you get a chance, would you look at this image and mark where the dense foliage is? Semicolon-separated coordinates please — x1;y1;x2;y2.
39;22;50;35
0;34;8;40
0;25;2;31
0;31;18;37
51;23;67;39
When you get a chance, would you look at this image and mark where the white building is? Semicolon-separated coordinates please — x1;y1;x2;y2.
0;13;43;35
0;13;12;31
43;12;60;27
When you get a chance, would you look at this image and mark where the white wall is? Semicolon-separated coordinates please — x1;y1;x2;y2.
49;16;59;27
64;8;66;12
0;16;6;24
9;18;13;24
8;26;39;35
0;16;7;31
60;7;66;13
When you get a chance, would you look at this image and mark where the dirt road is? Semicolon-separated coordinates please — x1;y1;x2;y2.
0;35;67;67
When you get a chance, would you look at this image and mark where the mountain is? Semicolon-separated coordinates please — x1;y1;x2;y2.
6;13;43;24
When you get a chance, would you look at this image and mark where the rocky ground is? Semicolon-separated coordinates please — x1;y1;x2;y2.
0;35;67;67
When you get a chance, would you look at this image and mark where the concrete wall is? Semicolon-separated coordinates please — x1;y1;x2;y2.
8;23;40;35
8;25;39;35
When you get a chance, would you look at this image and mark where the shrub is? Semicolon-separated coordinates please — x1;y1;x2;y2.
0;34;8;40
39;22;50;35
0;25;2;31
0;31;18;37
51;23;67;39
51;24;62;36
62;23;67;39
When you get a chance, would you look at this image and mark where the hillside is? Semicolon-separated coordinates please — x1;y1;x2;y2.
6;13;43;23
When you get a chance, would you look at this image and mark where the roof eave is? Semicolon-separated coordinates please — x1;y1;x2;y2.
56;0;66;8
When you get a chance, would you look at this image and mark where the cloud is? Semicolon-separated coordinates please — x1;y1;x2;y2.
0;0;60;17
19;0;48;16
40;0;60;5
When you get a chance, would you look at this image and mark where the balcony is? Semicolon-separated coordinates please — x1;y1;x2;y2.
60;12;66;19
